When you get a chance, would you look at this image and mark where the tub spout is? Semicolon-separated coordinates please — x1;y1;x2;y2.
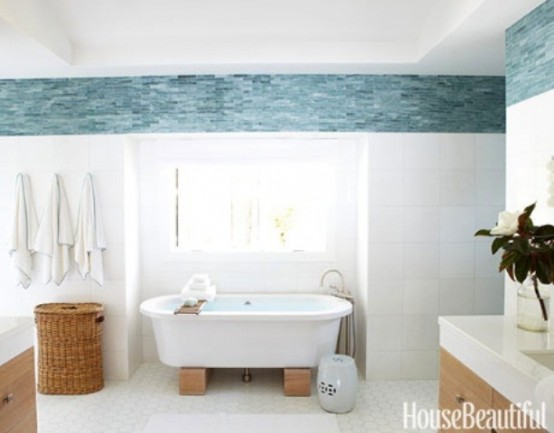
320;269;346;295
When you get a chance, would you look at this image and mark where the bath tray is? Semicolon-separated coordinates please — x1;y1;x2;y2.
174;300;206;315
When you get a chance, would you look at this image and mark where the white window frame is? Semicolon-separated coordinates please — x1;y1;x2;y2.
141;133;358;263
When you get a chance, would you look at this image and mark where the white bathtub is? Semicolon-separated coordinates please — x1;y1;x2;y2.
140;293;352;368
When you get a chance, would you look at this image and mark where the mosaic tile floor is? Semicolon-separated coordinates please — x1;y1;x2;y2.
37;362;438;433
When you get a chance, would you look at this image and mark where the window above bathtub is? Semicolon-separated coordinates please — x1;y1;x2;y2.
171;161;333;254
138;133;360;262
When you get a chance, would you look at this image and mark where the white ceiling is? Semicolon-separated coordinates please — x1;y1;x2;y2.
0;0;544;78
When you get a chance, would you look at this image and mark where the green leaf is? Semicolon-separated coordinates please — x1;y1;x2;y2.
491;237;510;255
532;245;552;253
513;237;531;255
537;256;553;285
548;249;554;283
500;250;518;272
502;241;516;252
514;256;531;283
506;264;515;281
536;264;549;285
474;229;492;237
534;224;554;239
523;202;537;216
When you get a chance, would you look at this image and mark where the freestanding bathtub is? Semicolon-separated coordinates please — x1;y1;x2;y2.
140;293;352;368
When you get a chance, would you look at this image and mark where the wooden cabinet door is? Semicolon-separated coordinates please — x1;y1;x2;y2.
0;349;37;433
439;349;493;433
491;390;546;433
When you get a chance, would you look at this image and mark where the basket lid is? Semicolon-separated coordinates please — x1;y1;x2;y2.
34;303;103;315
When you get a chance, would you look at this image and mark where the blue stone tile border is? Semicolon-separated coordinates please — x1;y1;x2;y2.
506;0;554;106
0;74;505;135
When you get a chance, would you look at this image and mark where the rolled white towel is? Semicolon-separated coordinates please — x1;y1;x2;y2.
187;282;210;291
180;284;217;302
191;273;210;284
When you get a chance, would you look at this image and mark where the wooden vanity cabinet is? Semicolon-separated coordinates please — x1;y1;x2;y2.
491;390;546;433
439;348;492;432
439;348;546;433
0;348;37;433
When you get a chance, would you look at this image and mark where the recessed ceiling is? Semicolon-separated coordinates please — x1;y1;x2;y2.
0;0;544;78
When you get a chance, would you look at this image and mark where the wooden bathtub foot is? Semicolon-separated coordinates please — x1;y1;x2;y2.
179;368;211;395
283;368;312;397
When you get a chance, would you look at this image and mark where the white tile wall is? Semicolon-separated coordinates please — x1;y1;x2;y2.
367;207;403;244
369;170;404;206
439;278;475;315
403;208;440;243
505;89;554;315
355;142;369;378
403;134;441;169
403;279;439;314
401;350;438;379
367;315;403;350
474;277;504;315
404;170;440;207
440;207;476;243
441;134;476;169
369;244;404;279
366;351;402;380
368;278;403;314
403;244;440;278
402;314;439;350
440;170;475;206
365;132;505;380
439;243;475;278
0;135;138;381
0;131;506;383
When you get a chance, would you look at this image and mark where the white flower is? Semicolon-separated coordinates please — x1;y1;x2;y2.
490;210;522;236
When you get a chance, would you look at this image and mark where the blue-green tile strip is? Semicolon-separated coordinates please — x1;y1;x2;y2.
0;74;505;135
506;0;554;106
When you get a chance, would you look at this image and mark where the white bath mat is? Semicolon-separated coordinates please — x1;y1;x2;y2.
142;413;339;433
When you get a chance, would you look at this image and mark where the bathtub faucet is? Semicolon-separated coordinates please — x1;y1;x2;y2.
320;269;356;358
320;269;346;296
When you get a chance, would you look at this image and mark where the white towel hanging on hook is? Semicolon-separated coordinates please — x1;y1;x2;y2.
8;173;38;288
34;174;74;285
74;173;107;285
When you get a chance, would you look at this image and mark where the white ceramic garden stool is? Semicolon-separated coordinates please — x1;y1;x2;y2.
317;354;358;413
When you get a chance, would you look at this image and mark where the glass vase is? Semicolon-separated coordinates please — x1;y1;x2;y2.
517;280;551;332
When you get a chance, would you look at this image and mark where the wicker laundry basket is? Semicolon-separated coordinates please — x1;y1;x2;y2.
34;303;104;395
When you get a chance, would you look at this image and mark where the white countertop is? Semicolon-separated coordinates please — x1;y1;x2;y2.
439;315;554;430
0;316;34;366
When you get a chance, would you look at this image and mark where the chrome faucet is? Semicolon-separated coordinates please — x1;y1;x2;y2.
319;269;345;295
320;269;356;357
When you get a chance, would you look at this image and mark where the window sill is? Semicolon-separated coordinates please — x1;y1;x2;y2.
162;250;335;263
